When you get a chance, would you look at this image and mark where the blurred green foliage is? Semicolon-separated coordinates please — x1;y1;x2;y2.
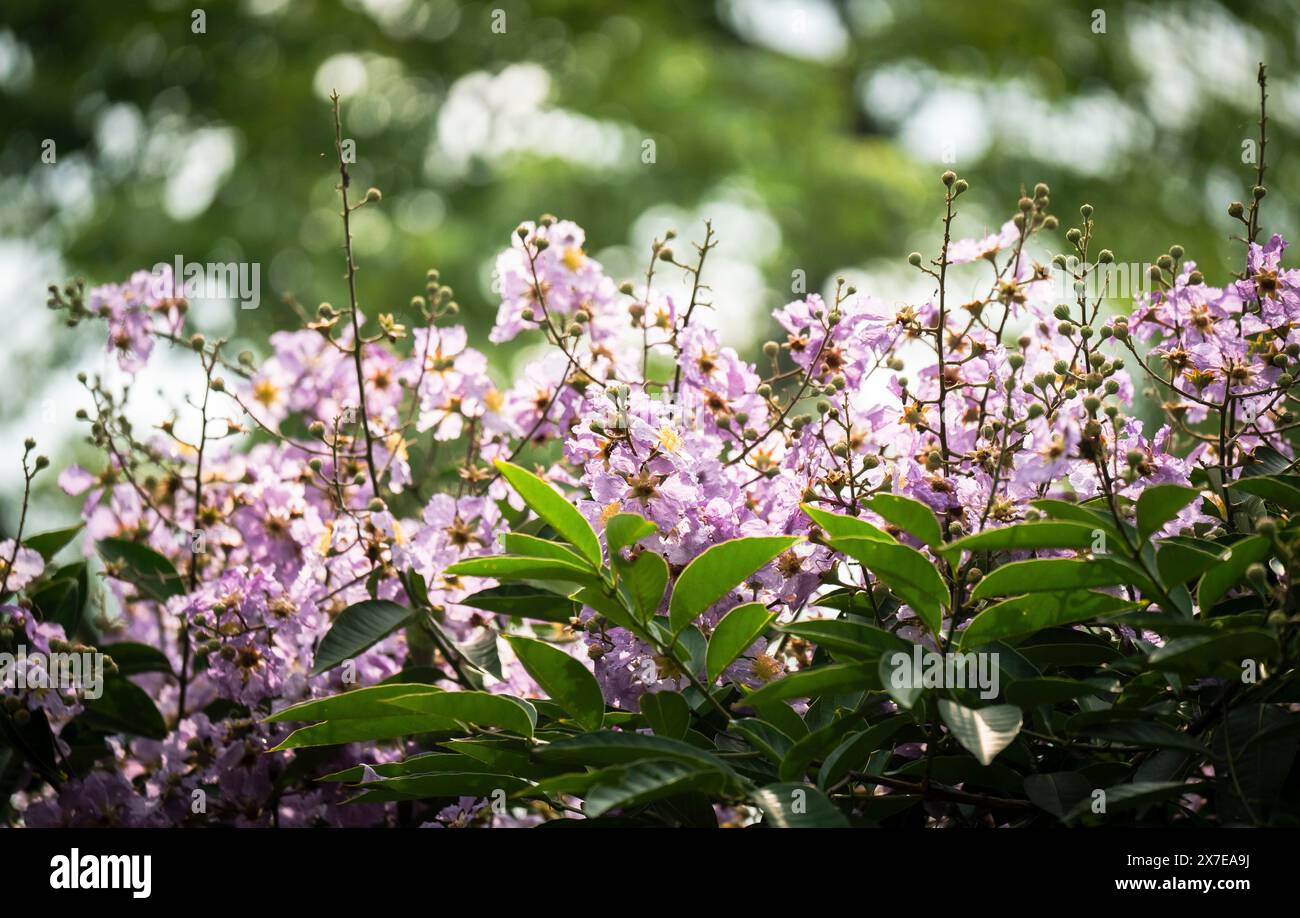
1;0;1297;523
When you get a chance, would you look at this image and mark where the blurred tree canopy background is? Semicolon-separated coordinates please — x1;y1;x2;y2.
2;0;1297;528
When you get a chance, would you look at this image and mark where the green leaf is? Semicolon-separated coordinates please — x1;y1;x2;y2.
81;676;167;740
779;713;861;782
101;642;173;677
1197;536;1272;612
584;759;728;818
444;555;600;586
830;537;948;635
800;503;895;542
96;538;184;604
1024;772;1093;819
503;635;604;731
1230;476;1300;511
732;718;796;763
494;459;602;568
1078;720;1206;755
501;533;591;568
459;585;576;623
1147;630;1279;675
706;602;775;682
639;690;691;739
1065;781;1198;823
1004;677;1105;708
571;586;642;633
383;690;537;738
667;535;799;633
960;590;1138;649
937;700;1022;766
23;524;83;562
620;550;669;620
1156;540;1220;587
265;683;442;723
536;731;727;771
970;557;1140;600
1136;484;1201;541
29;562;87;632
879;651;922;710
350;772;530;803
818;717;909;789
779;619;911;661
743;662;880;708
946;521;1103;554
271;714;458;750
606;513;658;556
753;782;849;827
1029;499;1121;540
310;599;411;676
866;492;943;546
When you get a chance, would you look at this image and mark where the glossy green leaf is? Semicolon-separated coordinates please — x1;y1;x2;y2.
620;550;669;620
96;538;184;604
706;601;775;682
310;599;411;676
1230;476;1300;511
946;521;1103;554
536;731;727;771
800;503;894;542
970;557;1140;600
584;759;728;818
779;619;911;660
753;782;849;827
81;676;167;740
866;492;943;546
23;524;83;562
271;715;458;750
1135;484;1201;541
266;683;442;723
1197;536;1272;612
1147;630;1279;675
667;535;799;633
830;537;947;634
743;662;880;708
384;690;538;738
639;690;691;739
501;532;591;568
960;589;1138;649
504;635;604;731
606;513;658;556
444;555;600;586
494;459;602;567
937;700;1022;766
459;585;576;623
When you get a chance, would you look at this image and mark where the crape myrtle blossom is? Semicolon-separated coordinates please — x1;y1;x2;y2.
14;174;1298;826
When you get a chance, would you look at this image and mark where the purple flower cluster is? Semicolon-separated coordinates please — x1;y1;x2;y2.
9;180;1295;826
